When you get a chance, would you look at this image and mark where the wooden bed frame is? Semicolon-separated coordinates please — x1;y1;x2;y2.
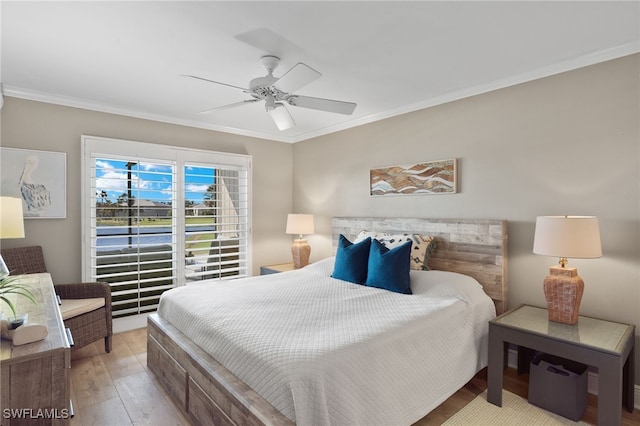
147;217;508;426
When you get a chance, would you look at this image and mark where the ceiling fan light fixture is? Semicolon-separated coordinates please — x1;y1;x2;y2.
269;104;295;131
264;93;277;111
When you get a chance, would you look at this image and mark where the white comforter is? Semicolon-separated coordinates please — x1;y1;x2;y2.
158;257;495;426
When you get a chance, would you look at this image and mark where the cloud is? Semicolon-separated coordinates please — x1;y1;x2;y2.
186;183;210;192
95;160;114;170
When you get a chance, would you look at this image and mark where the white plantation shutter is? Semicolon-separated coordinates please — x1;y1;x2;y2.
184;165;249;281
82;136;251;320
91;159;177;318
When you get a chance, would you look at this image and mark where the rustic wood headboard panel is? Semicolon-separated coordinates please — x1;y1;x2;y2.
332;217;509;315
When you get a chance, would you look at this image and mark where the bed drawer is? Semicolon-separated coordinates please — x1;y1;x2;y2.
147;333;187;410
147;313;294;426
188;377;236;426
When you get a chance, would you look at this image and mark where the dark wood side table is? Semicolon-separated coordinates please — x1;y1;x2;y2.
488;304;635;426
260;262;295;275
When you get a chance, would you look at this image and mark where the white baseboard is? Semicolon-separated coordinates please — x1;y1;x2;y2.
507;348;640;410
113;313;149;334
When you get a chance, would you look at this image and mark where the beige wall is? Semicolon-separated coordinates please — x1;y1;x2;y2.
293;54;640;383
0;98;294;278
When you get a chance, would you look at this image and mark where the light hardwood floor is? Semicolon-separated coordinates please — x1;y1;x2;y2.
70;328;639;425
69;328;189;426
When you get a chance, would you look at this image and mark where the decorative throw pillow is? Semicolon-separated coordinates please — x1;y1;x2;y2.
332;234;371;284
365;238;412;294
355;231;435;270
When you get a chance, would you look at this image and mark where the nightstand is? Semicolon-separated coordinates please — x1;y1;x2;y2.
260;262;295;275
487;304;635;425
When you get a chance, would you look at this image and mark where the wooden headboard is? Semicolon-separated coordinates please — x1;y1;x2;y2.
332;217;509;315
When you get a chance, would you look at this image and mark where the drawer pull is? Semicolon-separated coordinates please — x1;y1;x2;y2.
65;327;75;347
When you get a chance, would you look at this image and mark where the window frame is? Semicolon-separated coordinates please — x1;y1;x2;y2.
81;135;252;320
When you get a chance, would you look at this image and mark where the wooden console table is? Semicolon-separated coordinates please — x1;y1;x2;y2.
0;273;71;425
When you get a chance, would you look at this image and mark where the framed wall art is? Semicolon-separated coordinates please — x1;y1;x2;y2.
0;147;67;218
370;158;457;196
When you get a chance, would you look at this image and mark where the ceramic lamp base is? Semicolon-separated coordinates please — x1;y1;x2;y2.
543;265;584;325
291;239;311;269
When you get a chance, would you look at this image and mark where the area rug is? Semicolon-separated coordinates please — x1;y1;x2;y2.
443;390;589;425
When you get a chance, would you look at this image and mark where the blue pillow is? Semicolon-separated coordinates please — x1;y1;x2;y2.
365;238;412;294
332;234;371;284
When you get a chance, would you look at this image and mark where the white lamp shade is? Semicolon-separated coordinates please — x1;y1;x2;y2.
533;216;602;259
269;105;295;131
0;196;25;239
286;214;315;236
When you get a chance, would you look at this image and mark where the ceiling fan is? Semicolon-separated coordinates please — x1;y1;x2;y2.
183;55;357;131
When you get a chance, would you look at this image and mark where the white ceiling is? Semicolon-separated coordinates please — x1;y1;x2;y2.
2;1;639;143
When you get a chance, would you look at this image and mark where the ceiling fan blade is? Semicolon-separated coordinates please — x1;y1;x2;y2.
198;99;258;114
268;104;295;131
273;63;321;94
182;74;249;92
287;95;357;115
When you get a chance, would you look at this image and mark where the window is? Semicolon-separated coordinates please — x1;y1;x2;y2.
82;136;251;319
184;166;248;280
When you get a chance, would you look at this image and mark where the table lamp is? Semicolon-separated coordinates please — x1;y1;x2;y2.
533;216;602;324
286;214;314;269
0;197;26;277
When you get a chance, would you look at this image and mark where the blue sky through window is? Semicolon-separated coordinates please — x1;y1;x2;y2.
95;159;215;205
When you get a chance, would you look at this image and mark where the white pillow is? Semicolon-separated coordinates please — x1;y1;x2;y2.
355;231;435;270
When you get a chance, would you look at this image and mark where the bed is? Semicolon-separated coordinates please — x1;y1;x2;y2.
147;217;508;426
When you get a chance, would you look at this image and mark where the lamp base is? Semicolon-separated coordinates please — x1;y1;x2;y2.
543;265;584;325
291;239;311;269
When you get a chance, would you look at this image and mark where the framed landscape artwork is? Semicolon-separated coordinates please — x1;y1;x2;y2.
0;147;67;218
370;159;457;196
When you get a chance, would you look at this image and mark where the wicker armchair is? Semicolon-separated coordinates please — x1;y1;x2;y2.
0;245;112;352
